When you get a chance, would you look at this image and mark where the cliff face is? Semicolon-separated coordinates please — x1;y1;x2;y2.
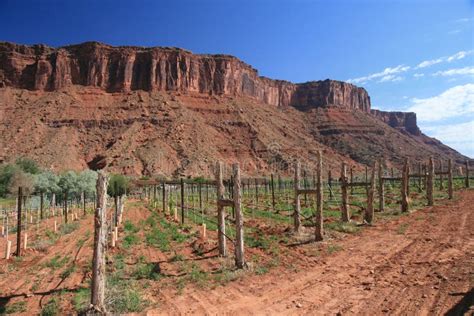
370;109;421;136
0;41;370;112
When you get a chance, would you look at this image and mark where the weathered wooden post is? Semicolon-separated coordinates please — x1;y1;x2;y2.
427;157;434;206
233;164;244;268
83;191;87;216
341;162;350;222
448;159;453;199
365;162;376;224
328;170;333;200
216;162;227;256
294;160;301;232
418;163;423;193
162;182;167;213
91;171;108;313
270;174;276;212
180;179;185;224
401;158;409;212
40;192;44;220
439;160;444;190
315;151;324;241
350;166;354;195
378;158;384;212
16;187;22;257
466;160;470;188
365;165;369;195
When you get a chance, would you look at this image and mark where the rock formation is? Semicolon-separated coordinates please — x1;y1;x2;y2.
370;109;421;136
0;41;370;111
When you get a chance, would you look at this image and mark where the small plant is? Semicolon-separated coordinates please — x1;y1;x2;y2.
3;301;27;314
61;222;79;235
124;220;139;233
397;223;409;235
255;266;269;275
133;262;161;280
123;233;140;249
44;255;69;270
41;298;59;316
60;264;76;279
327;244;343;254
73;288;90;313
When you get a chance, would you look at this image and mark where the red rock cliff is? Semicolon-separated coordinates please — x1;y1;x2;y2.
370;109;421;136
0;41;371;112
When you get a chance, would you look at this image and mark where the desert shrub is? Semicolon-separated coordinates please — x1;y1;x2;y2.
40;298;59;316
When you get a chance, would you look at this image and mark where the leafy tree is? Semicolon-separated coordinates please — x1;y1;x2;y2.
15;157;41;175
77;170;98;196
108;174;129;197
0;164;18;197
35;171;60;194
9;169;35;195
58;171;79;194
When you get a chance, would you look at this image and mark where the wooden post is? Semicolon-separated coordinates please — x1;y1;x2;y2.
83;191;87;216
23;232;28;250
401;158;409;212
378;158;384;212
418;163;423;193
180;179;185;224
466;160;470;188
350;166;354;195
341;163;350;222
439;160;444;190
328;170;333;200
427;157;434;206
91;171;108;313
16;187;22;257
294;161;301;232
199;183;203;212
233;163;244;269
315;151;324;241
5;240;11;259
365;166;369;195
64;191;68;224
216;162;227;257
365;161;376;224
40;192;44;220
162;183;166;213
270;174;276;212
448;159;453;199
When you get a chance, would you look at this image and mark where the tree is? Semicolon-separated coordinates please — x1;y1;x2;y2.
58;171;79;195
9;169;35;195
15;157;41;175
35;170;60;194
107;174;129;197
0;164;18;197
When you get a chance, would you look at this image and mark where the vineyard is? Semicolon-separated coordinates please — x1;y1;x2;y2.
0;157;472;314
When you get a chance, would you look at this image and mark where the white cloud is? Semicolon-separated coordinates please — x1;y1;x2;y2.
348;65;410;84
407;84;474;122
422;121;474;157
433;66;474;77
455;18;472;23
379;75;403;83
415;50;473;69
413;73;425;78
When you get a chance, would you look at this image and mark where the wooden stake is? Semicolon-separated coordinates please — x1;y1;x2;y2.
233;163;245;269
54;221;57;232
23;232;28;250
448;159;453;199
427;157;434;206
16;187;22;257
378;158;384;212
365;161;376;224
173;207;178;221
5;240;11;260
466;160;470;188
401;158;409;212
294;160;301;232
201;223;207;240
180;179;185;224
315;151;324;241
91;171;108;313
216;162;227;257
341;163;350;222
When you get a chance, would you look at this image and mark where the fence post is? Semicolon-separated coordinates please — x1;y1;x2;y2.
365;161;376;224
401;158;409;212
64;191;68;224
270;174;276;212
315;151;324;241
378;158;384;212
350;166;354;195
180;179;185;224
418;163;423;193
427;157;434;206
466;160;470;188
16;187;22;257
328;170;333;200
216;162;227;256
233;164;244;268
91;171;108;313
448;159;453;199
439;160;444;190
341;162;350;222
294;160;301;232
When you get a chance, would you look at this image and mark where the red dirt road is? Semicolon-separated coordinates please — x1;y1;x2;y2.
155;190;474;315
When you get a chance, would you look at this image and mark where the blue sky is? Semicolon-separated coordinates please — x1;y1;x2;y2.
0;0;473;157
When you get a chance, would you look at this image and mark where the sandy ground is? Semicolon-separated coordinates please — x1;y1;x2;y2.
152;190;474;315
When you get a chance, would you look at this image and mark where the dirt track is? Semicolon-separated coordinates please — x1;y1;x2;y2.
156;190;474;315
